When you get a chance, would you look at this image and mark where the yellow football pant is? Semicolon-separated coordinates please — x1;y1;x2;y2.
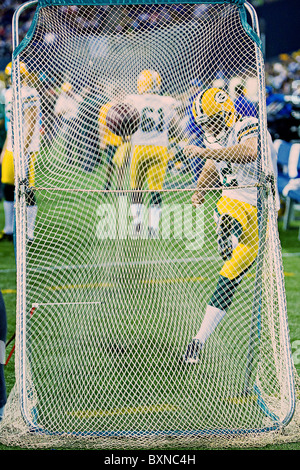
130;145;168;191
1;150;14;185
216;196;259;281
1;150;37;188
209;196;259;311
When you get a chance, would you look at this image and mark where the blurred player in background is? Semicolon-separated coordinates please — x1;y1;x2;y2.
182;87;279;364
234;84;258;118
184;78;205;184
76;84;107;173
126;69;183;238
53;82;82;165
0;81;6;202
98;100;124;190
0;61;40;243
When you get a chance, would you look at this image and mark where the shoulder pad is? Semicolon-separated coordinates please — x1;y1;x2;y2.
236;117;258;142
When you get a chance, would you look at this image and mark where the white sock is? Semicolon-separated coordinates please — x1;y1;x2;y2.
131;203;144;226
27;205;38;240
3;201;14;234
194;304;226;346
0;340;5;365
149;206;161;232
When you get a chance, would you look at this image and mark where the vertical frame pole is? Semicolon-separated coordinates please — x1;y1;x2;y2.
12;0;39;427
243;1;295;427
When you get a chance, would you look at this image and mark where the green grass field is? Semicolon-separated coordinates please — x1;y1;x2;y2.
0;152;299;450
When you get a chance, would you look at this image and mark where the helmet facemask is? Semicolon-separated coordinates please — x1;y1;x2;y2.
201;109;233;145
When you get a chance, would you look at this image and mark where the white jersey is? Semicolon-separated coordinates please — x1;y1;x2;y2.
209;116;279;208
4;87;13;151
126;93;180;147
5;85;41;153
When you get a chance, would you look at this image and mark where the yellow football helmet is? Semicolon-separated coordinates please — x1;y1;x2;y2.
5;61;28;77
137;69;161;94
4;62;12;76
61;82;72;93
192;87;236;144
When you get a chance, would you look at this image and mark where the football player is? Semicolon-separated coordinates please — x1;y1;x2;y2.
126;69;182;238
0;61;40;243
98;100;124;190
182;87;279;364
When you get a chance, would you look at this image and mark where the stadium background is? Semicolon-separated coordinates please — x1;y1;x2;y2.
1;0;299;144
0;0;299;451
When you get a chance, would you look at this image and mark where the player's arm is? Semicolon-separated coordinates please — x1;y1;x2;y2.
192;159;219;207
23;102;38;155
185;136;258;164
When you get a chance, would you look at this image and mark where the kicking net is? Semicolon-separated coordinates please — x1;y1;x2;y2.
1;0;299;450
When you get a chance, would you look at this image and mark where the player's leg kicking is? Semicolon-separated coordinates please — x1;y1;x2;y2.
183;196;259;364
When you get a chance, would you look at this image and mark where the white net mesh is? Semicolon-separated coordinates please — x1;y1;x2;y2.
0;0;299;450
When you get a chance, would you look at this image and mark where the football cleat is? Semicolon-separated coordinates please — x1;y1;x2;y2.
108;343;125;355
0;231;13;242
216;213;233;261
182;339;202;364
